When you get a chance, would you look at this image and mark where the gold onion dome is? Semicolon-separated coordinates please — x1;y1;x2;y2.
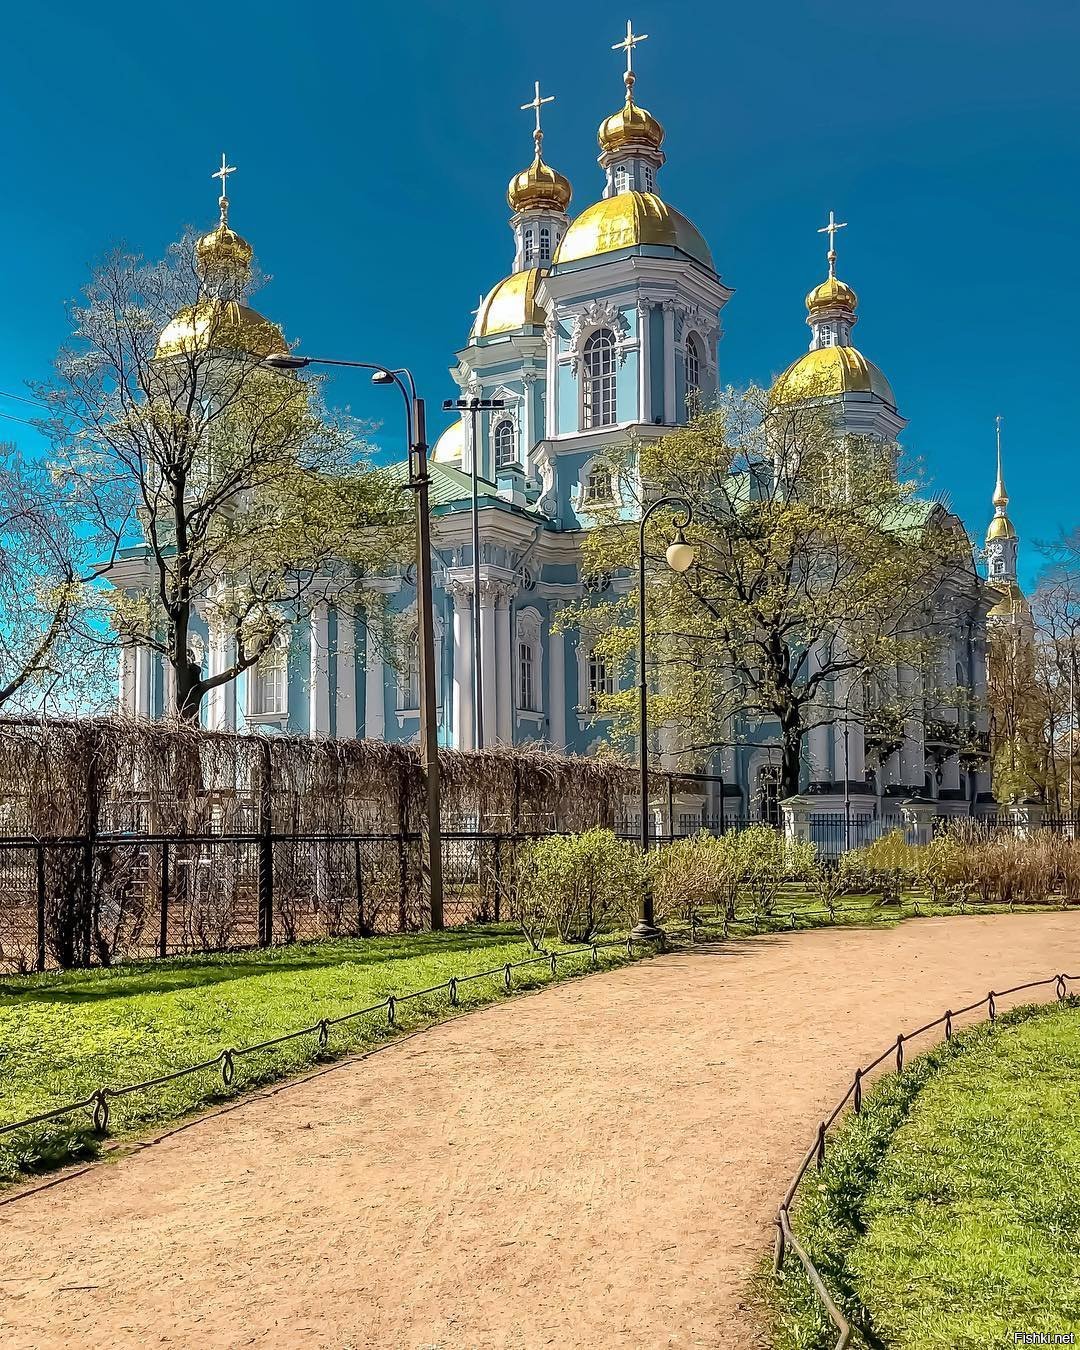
507;155;572;215
195;219;254;277
555;191;712;269
771;345;896;407
598;97;664;154
471;268;548;338
433;418;465;464
806;275;858;314
987;513;1017;541
156;299;288;360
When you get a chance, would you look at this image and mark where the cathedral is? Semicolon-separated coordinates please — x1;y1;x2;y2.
114;25;1024;828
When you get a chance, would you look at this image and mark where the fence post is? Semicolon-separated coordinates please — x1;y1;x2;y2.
257;739;273;947
398;835;409;931
354;840;365;936
666;773;675;842
493;838;502;922
35;842;46;972
159;840;170;959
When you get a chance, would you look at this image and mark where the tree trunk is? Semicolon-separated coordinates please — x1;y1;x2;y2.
780;715;802;801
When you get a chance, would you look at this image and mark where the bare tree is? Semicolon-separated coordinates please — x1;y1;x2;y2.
38;219;407;721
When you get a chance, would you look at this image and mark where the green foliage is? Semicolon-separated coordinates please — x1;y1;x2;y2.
738;825;815;914
768;1001;1080;1350
510;829;647;946
0;926;639;1181
648;833;743;928
839;830;921;904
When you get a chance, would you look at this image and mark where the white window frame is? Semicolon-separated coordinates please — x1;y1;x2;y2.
515;607;544;717
246;633;290;722
493;418;517;470
581;327;618;430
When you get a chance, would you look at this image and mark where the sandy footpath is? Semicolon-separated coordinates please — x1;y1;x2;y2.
0;912;1075;1350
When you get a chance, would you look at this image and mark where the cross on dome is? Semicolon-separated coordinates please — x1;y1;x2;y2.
818;210;847;279
612;20;648;99
521;81;555;156
212;152;237;224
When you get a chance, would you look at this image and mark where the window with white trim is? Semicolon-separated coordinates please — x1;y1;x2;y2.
642;164;655;192
493;419;516;469
523;228;536;265
583;462;613;504
519;639;536;711
582;328;617;429
251;643;286;716
614;166;631;193
538;226;551;261
685;334;702;399
587;653;614;711
400;632;420;709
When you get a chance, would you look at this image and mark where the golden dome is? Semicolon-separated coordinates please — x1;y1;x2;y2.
771;345;896;407
432;418;464;464
195;220;254;277
155;298;288;360
598;99;664;155
507;155;572;215
471;268;547;339
987;513;1016;541
806;276;858;314
554;192;713;270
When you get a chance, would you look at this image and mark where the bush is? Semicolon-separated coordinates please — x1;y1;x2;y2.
508;829;646;948
839;830;918;905
649;834;742;931
738;825;814;914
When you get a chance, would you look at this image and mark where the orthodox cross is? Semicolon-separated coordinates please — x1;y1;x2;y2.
521;81;555;156
612;20;648;97
818;210;847;278
212;153;237;222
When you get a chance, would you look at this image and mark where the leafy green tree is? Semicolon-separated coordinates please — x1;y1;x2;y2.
569;388;971;799
39;229;407;722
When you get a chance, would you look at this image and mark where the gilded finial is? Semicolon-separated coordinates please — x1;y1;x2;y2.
211;152;237;227
994;414;1009;510
520;80;555;161
612;19;648;105
818;210;847;281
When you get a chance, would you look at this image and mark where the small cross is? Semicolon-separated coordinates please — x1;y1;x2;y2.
612;19;648;76
212;152;237;201
471;292;486;320
817;210;847;278
521;80;555;138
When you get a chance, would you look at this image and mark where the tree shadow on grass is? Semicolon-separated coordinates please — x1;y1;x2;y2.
0;926;522;1006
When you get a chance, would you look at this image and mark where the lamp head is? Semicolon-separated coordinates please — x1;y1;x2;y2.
262;353;310;370
665;530;695;574
370;369;395;385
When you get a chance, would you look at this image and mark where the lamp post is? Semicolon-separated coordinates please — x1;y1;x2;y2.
263;351;444;931
635;494;695;939
443;395;504;750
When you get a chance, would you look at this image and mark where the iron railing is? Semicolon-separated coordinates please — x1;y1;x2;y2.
772;971;1078;1348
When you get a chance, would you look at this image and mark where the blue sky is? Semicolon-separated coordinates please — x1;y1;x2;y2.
1;0;1076;588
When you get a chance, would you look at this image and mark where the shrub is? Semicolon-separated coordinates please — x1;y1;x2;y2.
738;825;814;915
840;830;918;905
509;829;646;948
649;834;742;931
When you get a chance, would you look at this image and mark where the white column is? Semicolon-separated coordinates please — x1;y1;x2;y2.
637;300;652;423
335;606;357;740
807;645;831;785
899;659;924;789
363;623;385;741
205;629;225;728
309;602;330;737
119;646;137;716
452;585;474;750
545;319;558;437
833;673;865;791
480;582;497;745
662;301;676;425
548;625;566;750
522;374;536;463
496;589;513;744
938;626;961;792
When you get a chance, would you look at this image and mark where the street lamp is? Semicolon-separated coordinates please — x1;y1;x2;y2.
442;395;505;750
263;351;444;931
635;494;695;939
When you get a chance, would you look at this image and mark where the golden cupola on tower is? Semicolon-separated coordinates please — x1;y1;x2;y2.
598;95;664;155
156;155;287;362
507;154;571;215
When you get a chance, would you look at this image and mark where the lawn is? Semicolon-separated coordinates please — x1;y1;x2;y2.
767;999;1080;1349
0;925;641;1181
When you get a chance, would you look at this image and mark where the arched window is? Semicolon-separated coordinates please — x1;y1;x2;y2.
685;334;702;400
519;637;536;711
493;419;516;469
758;764;782;826
818;325;836;347
251;643;286;716
587;653;614;711
642;164;655;193
538;226;551;261
583;462;613;504
400;632;420;709
582;328;617;429
614;165;631;193
523;228;536;265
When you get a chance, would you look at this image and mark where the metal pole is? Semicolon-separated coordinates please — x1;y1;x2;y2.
470;402;484;750
843;718;851;851
1070;642;1075;818
411;398;445;931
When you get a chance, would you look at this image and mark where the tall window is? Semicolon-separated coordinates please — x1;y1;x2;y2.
493;419;516;469
583;462;613;504
582;328;617;429
614;166;631;193
685;334;701;399
538;226;551;261
642;164;655;192
523;228;536;265
400;633;420;709
252;644;286;716
818;325;836;347
588;653;614;711
758;765;782;826
519;639;536;711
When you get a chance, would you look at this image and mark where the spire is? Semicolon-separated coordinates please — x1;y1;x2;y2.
818;209;847;281
506;82;572;270
211;152;237;229
612;19;649;105
805;211;858;349
196;151;253;294
993;413;1009;510
598;20;665;196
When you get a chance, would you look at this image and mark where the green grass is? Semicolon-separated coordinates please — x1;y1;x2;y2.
765;999;1080;1349
0;926;643;1182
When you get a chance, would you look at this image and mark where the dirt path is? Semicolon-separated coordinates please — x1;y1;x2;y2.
1;913;1076;1350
